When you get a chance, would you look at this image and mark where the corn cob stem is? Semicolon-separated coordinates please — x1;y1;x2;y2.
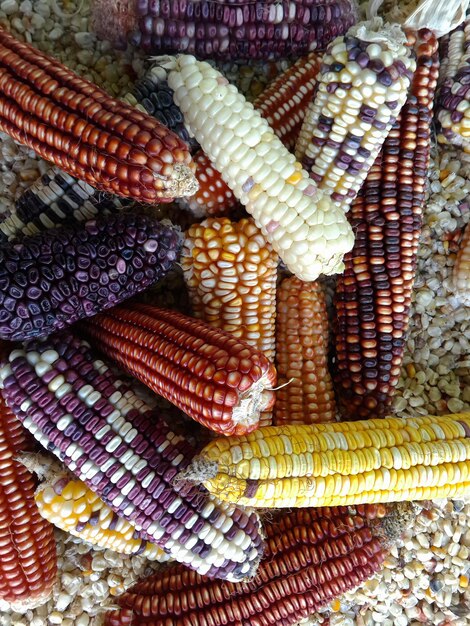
274;276;336;425
104;503;412;626
80;303;277;436
0;27;197;203
179;412;470;508
0;398;57;610
166;55;354;282
453;221;470;304
0;334;264;581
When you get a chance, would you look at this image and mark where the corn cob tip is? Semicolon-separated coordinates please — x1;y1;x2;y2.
15;452;65;483
163;163;199;198
175;455;218;486
348;17;408;49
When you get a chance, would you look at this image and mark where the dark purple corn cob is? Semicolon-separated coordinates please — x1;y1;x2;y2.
91;0;358;60
0;166;127;244
0;333;264;581
0;213;180;341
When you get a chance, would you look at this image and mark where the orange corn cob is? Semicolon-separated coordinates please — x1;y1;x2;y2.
333;30;440;419
80;303;277;436
453;222;470;305
0;27;197;204
104;504;410;626
274;276;336;425
0;398;57;610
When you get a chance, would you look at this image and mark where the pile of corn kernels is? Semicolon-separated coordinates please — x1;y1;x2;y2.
0;1;468;626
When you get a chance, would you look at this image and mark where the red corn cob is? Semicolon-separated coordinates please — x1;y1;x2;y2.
0;27;197;204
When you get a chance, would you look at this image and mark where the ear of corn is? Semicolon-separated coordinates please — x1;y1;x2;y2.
92;0;358;60
0;27;197;203
180;412;470;508
80;302;277;436
104;503;409;626
333;29;440;419
167;54;354;282
0;214;180;341
274;276;336;426
0;398;57;610
295;19;416;209
0;333;264;581
453;222;470;304
0;166;126;244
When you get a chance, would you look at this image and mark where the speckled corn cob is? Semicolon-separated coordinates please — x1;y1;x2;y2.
105;504;402;626
333;30;440;419
92;0;357;60
0;166;126;244
0;27;197;203
0;214;180;341
0;334;264;581
0;398;57;610
80;303;277;436
295;19;416;209
180;412;470;508
453;221;470;304
167;55;354;282
437;16;470;150
274;276;336;425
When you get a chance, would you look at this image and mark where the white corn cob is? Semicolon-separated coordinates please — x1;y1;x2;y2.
165;55;354;282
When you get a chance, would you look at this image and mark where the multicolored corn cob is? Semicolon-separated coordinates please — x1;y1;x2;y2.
0;334;264;581
92;0;357;60
0;214;180;341
105;504;409;626
295;19;416;209
436;15;470;150
274;276;336;425
0;166;126;244
333;30;440;419
453;221;470;304
80;303;277;436
0;27;197;203
166;55;354;281
179;55;322;218
0;398;57;610
180;412;470;508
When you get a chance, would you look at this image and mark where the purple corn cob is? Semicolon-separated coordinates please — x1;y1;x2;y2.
0;334;264;581
91;0;358;60
0;213;180;341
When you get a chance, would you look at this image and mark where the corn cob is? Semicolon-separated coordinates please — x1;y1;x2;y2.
179;55;322;219
0;398;57;610
0;27;197;203
26;456;170;562
166;55;354;282
92;0;358;60
105;503;407;626
274;276;336;426
0;214;180;341
453;221;470;304
80;302;277;436
333;30;440;419
295;19;416;209
0;333;264;581
0;166;126;244
179;412;470;508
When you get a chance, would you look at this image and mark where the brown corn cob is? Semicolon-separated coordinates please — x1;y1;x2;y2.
0;27;197;203
80;303;277;436
333;29;440;419
0;398;57;610
274;276;336;425
104;504;410;626
453;221;470;304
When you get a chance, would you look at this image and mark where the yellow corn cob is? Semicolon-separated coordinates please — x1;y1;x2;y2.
180;412;470;508
274;276;336;425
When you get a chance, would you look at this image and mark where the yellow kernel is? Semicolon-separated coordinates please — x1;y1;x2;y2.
460;576;469;588
286;171;302;185
331;599;341;612
406;363;416;377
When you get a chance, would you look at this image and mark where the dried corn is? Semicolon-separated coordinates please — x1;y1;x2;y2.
0;214;180;341
0;27;197;203
295;18;416;209
0;334;264;581
453;221;470;304
333;30;440;419
274;276;336;425
166;55;354;281
180;412;470;508
0;398;57;610
80;303;277;436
